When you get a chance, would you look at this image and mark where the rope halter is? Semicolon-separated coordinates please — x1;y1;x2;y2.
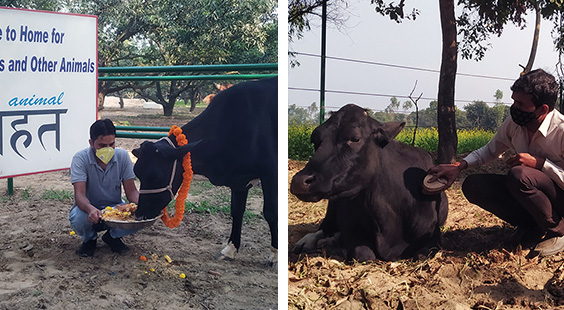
138;136;178;201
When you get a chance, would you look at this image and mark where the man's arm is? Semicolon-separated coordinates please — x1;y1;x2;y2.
123;178;139;205
73;181;101;223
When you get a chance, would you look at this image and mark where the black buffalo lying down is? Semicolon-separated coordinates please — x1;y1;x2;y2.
132;77;278;266
290;104;448;262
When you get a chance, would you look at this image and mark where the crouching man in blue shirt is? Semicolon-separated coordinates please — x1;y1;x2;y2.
69;119;140;257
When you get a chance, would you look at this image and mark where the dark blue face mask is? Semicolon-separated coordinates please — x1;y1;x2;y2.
510;105;538;126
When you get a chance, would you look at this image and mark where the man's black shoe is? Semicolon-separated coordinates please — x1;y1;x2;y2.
76;239;96;257
102;231;129;254
511;225;545;248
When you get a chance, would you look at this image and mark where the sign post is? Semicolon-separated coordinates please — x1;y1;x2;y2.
0;8;97;187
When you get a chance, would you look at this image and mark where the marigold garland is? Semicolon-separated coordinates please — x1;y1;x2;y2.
161;125;193;228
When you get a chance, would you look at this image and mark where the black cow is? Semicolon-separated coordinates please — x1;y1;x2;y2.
132;77;278;266
290;104;448;261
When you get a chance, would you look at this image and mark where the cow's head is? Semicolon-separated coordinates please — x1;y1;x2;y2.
132;138;200;219
290;104;405;202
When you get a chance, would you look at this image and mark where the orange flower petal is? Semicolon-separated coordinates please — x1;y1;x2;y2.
161;126;193;228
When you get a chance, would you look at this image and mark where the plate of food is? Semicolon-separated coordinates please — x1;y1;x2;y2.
101;203;161;230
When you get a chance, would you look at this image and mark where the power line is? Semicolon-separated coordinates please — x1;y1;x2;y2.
293;52;516;81
288;86;512;105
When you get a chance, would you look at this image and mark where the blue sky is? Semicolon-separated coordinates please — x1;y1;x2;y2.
288;0;561;113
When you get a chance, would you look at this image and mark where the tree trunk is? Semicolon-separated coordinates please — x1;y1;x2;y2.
437;0;458;164
118;90;125;109
97;91;105;120
523;2;541;74
163;88;179;116
163;98;175;116
189;91;198;112
97;81;106;112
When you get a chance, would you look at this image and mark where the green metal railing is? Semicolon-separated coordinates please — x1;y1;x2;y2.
98;63;277;73
115;126;169;139
100;74;276;81
98;63;277;81
4;63;277;195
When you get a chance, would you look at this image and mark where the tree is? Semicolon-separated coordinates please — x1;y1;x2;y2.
63;1;161;110
0;0;63;10
129;0;278;115
494;89;504;103
19;0;279;116
436;0;458;163
288;1;564;162
464;101;489;129
385;96;400;113
464;101;508;131
407;100;469;129
289;103;319;124
147;0;277;115
456;0;564;73
491;102;509;129
288;0;350;40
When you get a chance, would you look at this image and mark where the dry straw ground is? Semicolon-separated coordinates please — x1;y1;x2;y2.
288;156;564;310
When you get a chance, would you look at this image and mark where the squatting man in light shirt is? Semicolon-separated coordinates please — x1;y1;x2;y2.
428;69;564;256
69;119;140;257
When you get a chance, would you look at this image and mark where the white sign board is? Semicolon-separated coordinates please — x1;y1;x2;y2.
0;8;97;178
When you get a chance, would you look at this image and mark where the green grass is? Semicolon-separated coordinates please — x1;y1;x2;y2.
166;199;260;222
40;189;74;202
113;120;132;126
189;180;216;195
248;184;263;198
174;100;208;108
186;200;231;215
22;188;32;200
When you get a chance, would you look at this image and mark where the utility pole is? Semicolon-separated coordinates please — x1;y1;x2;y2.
319;0;327;123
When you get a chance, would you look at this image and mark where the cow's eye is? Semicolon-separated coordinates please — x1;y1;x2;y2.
349;137;360;143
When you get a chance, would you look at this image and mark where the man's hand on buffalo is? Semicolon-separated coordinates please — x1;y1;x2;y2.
426;160;468;191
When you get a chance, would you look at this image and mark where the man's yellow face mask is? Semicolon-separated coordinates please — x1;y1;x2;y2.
95;147;114;164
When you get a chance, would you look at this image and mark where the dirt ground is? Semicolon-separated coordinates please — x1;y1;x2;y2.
0;97;277;310
288;156;564;310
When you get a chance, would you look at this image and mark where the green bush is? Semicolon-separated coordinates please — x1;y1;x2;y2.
396;128;439;151
457;128;495;154
288;123;316;160
288;124;494;160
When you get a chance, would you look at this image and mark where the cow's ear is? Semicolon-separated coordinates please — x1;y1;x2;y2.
373;121;406;147
132;148;140;158
173;140;202;159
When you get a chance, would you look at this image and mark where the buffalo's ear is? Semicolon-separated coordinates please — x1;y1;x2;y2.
373;121;406;147
132;148;141;158
173;140;202;159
